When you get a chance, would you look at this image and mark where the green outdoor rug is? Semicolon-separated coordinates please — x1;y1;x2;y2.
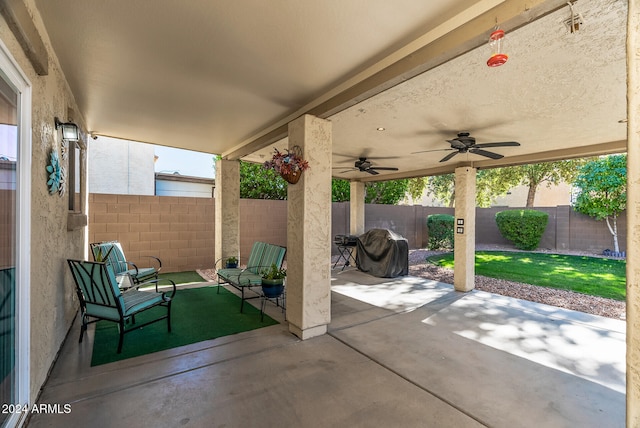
91;286;277;366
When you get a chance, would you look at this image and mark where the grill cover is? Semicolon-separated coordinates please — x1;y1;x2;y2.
356;229;408;278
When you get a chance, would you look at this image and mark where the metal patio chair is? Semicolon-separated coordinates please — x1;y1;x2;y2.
90;241;161;284
67;259;175;354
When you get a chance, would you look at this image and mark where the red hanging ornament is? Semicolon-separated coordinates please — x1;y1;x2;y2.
487;29;508;67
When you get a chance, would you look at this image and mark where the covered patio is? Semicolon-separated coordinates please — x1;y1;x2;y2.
1;0;638;426
28;270;625;427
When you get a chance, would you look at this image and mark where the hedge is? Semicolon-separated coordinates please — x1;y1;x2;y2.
495;209;549;250
427;214;454;250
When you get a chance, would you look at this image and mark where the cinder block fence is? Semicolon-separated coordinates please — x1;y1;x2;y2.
88;194;626;273
89;194;215;273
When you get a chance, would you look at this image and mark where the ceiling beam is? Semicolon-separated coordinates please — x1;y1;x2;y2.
353;140;628;182
223;0;569;160
473;140;628;169
0;0;49;75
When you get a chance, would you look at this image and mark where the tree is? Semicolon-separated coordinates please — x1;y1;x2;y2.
365;180;410;204
426;170;513;208
406;177;429;201
238;161;411;205
239;161;287;199
426;174;455;207
488;159;589;207
475;169;515;207
332;178;410;204
332;179;350;202
426;159;589;208
572;154;627;252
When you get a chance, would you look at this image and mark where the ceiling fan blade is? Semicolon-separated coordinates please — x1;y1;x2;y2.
338;168;357;174
365;168;379;175
473;141;520;148
371;167;399;171
334;152;402;160
470;148;504;159
439;151;459;162
411;148;453;155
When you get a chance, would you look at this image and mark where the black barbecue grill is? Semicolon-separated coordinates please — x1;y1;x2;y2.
334;234;358;246
333;234;358;270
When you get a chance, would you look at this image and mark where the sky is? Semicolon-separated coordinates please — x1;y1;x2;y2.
154;145;215;178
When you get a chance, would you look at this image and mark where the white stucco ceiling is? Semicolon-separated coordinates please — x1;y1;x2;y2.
34;0;627;180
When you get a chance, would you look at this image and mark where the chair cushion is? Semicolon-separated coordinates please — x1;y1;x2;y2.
217;268;262;286
122;290;166;316
245;242;266;274
84;303;121;321
126;267;157;281
260;244;286;271
93;242;129;275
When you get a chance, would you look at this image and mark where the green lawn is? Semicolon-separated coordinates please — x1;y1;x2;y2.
157;271;207;285
426;251;626;301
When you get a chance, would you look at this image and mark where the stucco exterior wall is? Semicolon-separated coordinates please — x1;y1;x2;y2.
0;1;86;400
492;182;573;207
88;137;155;195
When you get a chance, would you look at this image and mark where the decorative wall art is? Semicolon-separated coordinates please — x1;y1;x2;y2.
46;149;66;196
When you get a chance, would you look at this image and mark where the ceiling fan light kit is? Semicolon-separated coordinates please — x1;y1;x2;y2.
487;29;508;67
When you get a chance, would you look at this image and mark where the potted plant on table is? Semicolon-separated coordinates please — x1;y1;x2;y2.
225;256;238;268
263;146;309;184
261;263;286;298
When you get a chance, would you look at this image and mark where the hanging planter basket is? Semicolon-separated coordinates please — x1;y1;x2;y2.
263;145;309;185
281;169;302;184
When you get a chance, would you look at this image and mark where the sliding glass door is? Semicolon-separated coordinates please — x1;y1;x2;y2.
0;61;17;428
0;39;31;428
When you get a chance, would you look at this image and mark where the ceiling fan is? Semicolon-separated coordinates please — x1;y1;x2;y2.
335;157;399;175
413;132;520;162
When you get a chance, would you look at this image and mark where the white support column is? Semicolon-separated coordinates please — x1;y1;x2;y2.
214;159;240;264
627;1;640;424
287;114;332;340
350;181;365;235
453;166;476;292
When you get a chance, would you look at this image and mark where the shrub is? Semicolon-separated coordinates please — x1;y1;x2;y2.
495;210;549;250
427;214;454;250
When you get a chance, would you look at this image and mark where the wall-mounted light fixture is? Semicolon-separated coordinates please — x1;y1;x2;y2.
54;117;79;141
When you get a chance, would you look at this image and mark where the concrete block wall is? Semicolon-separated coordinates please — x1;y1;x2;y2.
474;207;510;246
365;204;421;248
473;206;626;252
239;199;287;261
474;206;559;250
555;205;572;250
89;193;214;273
332;203;431;250
569;208;627;252
88;195;628;272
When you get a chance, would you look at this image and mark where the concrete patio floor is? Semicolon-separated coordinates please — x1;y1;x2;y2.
27;270;626;428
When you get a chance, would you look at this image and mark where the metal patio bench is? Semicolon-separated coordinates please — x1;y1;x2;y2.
215;242;286;312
